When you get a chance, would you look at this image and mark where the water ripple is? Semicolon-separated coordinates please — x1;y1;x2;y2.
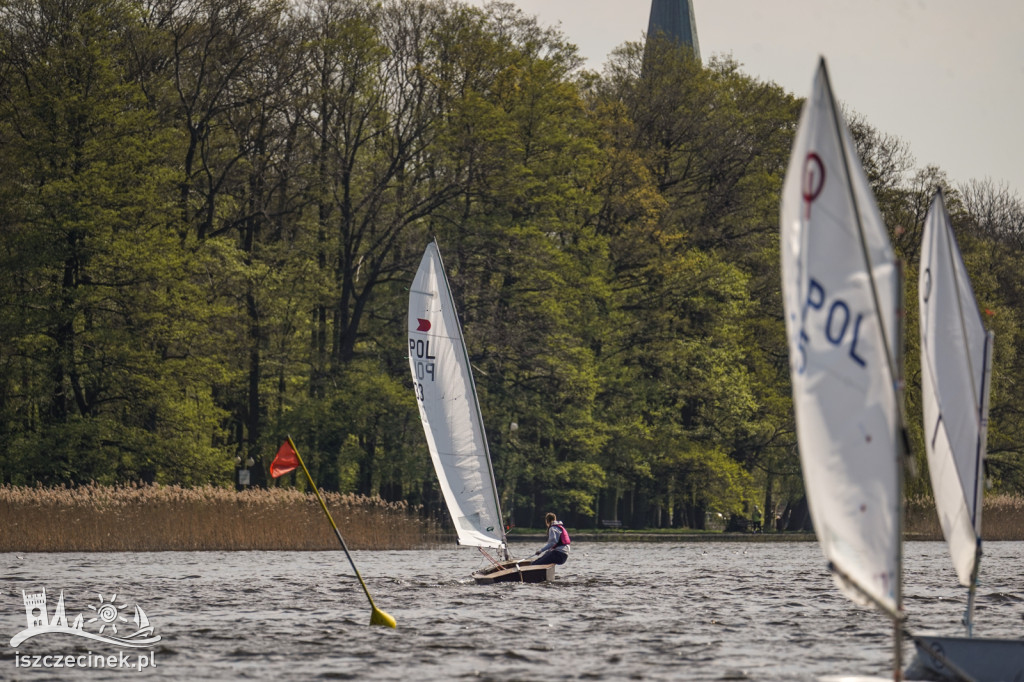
1;542;1023;680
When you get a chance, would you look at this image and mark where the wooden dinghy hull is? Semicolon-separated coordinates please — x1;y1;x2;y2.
472;561;555;585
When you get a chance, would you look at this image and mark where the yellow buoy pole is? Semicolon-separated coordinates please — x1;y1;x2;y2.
287;436;396;628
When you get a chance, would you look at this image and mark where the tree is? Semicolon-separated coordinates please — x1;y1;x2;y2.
0;0;230;483
586;39;800;527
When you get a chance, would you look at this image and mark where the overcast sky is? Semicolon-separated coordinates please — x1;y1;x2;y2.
463;0;1024;197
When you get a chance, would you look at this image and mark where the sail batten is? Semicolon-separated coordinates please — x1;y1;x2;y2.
408;242;506;551
919;190;992;591
780;59;903;618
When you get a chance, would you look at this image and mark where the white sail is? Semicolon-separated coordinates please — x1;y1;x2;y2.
408;242;505;550
780;59;903;616
918;190;992;587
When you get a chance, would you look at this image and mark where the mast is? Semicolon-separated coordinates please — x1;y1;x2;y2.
894;260;906;678
820;58;907;680
966;330;992;636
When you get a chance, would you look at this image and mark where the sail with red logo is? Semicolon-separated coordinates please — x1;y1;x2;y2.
780;58;907;674
407;241;506;553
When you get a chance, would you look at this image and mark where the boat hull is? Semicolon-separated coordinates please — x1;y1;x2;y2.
471;561;555;585
907;635;1024;681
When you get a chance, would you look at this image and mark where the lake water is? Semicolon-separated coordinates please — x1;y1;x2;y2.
2;541;1022;680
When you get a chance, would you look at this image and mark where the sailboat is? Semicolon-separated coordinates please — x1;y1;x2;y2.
905;191;1024;680
780;58;909;679
407;240;555;584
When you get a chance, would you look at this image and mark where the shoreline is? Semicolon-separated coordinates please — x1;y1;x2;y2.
0;532;971;553
507;531;950;543
506;531;819;543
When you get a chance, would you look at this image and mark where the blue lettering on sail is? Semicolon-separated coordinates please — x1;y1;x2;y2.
847;312;867;367
825;299;849;344
797;277;868;373
802;279;825;320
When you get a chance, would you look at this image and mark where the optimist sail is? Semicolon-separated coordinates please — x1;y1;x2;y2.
780;59;903;617
408;241;506;551
918;190;992;592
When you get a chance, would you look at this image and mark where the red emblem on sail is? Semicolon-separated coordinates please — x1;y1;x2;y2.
417;318;431;332
802;152;825;219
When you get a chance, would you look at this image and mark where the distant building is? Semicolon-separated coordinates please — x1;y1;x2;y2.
647;0;701;62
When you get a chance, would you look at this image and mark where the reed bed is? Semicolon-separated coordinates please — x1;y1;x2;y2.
905;494;1024;541
8;486;1024;551
0;484;445;552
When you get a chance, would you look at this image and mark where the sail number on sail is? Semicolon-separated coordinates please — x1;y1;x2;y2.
410;338;436;401
796;278;869;374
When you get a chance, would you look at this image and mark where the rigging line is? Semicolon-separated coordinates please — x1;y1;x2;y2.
478;547;503;568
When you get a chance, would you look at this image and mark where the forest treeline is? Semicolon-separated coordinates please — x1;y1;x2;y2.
2;0;1023;530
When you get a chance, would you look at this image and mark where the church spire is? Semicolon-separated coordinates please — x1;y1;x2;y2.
647;0;701;62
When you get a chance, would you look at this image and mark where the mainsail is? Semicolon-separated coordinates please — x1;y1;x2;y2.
408;241;506;551
918;190;992;607
780;59;903;617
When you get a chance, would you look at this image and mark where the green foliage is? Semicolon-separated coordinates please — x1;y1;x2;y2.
1;0;1023;527
545;461;607;517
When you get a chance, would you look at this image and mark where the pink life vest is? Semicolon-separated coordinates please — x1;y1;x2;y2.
555;523;571;546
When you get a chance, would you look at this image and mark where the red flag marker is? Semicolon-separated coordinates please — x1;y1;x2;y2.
270;440;299;478
269;436;396;628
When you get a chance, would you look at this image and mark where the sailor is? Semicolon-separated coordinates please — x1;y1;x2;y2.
531;512;570;565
